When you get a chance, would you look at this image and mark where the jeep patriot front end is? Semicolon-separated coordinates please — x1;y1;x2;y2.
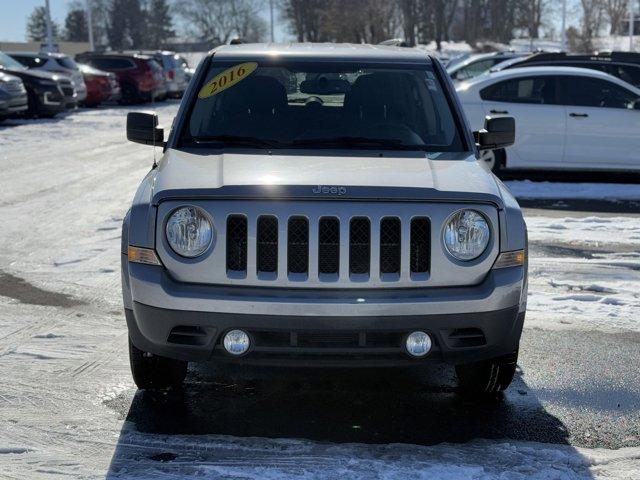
122;43;526;395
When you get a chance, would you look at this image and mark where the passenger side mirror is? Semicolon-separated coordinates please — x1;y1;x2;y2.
474;115;515;150
126;111;164;146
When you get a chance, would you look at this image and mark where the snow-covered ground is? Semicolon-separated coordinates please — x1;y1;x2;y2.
1;104;639;478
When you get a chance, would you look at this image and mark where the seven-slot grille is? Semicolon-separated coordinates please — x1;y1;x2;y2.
225;215;430;281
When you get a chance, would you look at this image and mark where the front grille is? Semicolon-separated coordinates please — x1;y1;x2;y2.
257;216;278;273
59;80;75;97
287;217;309;274
226;215;247;272
318;217;339;274
410;217;430;274
349;217;370;275
223;211;431;284
380;217;401;274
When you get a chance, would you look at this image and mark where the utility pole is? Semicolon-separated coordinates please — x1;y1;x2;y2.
561;0;567;51
86;0;95;51
43;0;55;52
269;0;275;43
629;0;634;52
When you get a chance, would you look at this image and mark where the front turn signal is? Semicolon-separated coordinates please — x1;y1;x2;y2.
493;249;525;269
128;246;162;266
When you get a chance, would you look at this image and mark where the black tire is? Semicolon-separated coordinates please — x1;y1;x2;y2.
455;350;518;397
120;84;141;105
128;337;187;390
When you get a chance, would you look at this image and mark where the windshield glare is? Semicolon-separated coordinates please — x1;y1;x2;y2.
185;62;463;151
0;52;27;71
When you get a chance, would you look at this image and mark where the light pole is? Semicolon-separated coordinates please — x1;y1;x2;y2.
43;0;55;52
629;0;634;52
86;0;94;51
561;0;567;51
269;0;274;43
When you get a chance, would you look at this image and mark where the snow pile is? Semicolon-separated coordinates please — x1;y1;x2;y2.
526;215;640;246
506;180;640;201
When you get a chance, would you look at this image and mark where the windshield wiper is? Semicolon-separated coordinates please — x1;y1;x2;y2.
191;135;282;149
291;136;428;150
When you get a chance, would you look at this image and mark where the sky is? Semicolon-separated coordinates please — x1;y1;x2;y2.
0;0;289;43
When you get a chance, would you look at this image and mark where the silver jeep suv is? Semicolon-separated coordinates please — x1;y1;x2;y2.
122;43;527;396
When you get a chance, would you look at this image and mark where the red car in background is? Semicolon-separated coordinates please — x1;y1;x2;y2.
75;53;166;104
78;63;121;107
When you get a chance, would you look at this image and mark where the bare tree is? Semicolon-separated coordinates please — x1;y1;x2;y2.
580;0;606;52
175;0;266;45
605;0;628;34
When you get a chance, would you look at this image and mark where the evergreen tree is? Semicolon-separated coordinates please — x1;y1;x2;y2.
26;6;60;42
107;0;146;49
64;9;89;42
145;0;175;48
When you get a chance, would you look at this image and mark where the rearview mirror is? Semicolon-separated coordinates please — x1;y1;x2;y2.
474;115;515;150
127;111;164;146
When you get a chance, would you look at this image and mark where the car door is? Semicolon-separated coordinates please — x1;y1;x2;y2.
559;75;640;170
479;75;565;169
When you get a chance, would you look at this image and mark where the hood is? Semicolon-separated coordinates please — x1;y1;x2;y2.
2;67;60;82
152;149;503;204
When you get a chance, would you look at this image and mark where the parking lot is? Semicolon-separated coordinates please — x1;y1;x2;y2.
0;103;639;478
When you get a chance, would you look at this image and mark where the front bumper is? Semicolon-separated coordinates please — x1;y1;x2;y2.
125;261;525;366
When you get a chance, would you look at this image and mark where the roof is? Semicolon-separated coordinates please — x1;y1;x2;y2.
447;51;523;72
209;43;433;64
461;65;640;93
6;51;68;59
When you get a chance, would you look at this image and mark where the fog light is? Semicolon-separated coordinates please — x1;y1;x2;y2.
223;329;250;355
405;331;432;357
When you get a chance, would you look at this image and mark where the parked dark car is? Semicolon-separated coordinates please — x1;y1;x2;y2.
495;51;640;87
76;53;166;104
0;72;28;121
78;63;121;107
7;51;87;106
0;51;69;117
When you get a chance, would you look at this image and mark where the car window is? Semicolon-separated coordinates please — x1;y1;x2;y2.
559;76;638;109
608;65;640;87
10;55;44;68
453;59;496;80
56;57;78;70
184;62;464;152
90;57;134;70
480;76;556;104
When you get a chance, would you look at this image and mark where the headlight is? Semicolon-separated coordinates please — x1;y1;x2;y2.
443;210;490;261
165;206;213;258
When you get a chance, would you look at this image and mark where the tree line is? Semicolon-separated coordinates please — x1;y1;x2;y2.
25;0;640;53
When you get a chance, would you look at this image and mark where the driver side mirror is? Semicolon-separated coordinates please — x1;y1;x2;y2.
474;115;515;150
127;111;164;146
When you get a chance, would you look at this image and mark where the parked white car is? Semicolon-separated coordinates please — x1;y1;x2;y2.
456;66;640;172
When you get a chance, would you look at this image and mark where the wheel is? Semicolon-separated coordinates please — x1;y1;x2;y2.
478;148;505;175
455;350;518;397
128;337;187;390
120;84;140;105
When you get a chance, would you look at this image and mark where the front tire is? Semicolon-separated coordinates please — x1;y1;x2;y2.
455;350;518;397
478;148;505;175
129;337;187;390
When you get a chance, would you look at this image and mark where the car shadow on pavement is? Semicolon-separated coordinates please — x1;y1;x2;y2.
105;362;595;478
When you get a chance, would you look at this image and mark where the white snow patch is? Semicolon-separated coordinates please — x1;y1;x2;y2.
526;215;640;246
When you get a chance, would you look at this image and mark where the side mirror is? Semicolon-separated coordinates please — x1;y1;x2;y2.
474;115;515;150
126;111;164;146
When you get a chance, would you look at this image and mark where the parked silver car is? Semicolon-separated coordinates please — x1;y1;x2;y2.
122;44;527;397
8;51;87;106
0;72;28;120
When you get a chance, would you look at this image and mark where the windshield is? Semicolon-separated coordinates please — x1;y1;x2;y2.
183;61;464;151
0;52;27;71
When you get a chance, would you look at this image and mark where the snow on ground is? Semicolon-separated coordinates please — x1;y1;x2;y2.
505;180;640;201
1;104;640;478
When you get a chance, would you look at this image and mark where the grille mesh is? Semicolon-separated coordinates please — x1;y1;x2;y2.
410;217;430;273
287;217;309;274
349;217;370;275
257;216;278;273
380;217;401;274
226;215;247;271
318;217;340;274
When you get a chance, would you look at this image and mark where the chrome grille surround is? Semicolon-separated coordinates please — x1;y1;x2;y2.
156;200;500;289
